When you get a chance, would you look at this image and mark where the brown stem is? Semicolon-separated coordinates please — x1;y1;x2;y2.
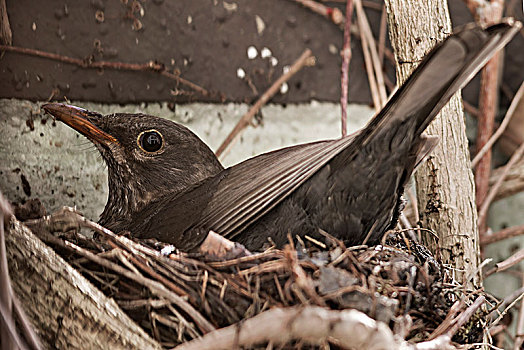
463;0;504;234
475;53;501;210
478;139;524;227
514;274;524;350
485;249;524;277
0;192;42;350
377;5;387;67
481;223;524;245
354;0;386;110
340;0;354;137
293;0;344;25
446;296;486;338
215;49;314;158
0;0;12;46
472;81;524;167
0;44;208;96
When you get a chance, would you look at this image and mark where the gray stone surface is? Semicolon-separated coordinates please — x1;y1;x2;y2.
0;98;373;221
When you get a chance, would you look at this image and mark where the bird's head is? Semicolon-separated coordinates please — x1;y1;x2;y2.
42;103;223;230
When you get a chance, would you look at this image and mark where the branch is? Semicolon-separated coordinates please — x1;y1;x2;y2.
173;306;443;350
293;0;344;25
340;0;354;136
28;207;216;335
463;0;504;231
488;158;524;200
480;223;524;245
354;0;387;111
215;49;314;158
0;44;209;96
471;81;524;167
0;191;41;350
5;216;162;349
478;138;524;227
485;248;524;277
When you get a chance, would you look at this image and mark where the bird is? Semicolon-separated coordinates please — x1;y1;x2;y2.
43;21;519;252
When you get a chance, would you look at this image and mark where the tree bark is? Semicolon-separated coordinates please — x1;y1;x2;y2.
5;218;162;350
384;0;480;288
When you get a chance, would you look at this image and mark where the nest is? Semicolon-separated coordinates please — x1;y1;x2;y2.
30;208;488;349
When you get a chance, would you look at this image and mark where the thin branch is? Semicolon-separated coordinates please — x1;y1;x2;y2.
0;0;11;46
1;192;42;350
491;291;524;329
293;0;344;25
354;0;387;109
0;44;208;96
340;0;354;137
513;273;524;350
463;0;504;230
478;139;524;227
31;208;216;335
446;296;486;338
485;249;524;277
463;100;480;117
355;3;379;110
377;5;387;67
488;158;524;201
475;51;501;214
215;49;314;158
472;81;524;167
174;306;413;350
354;0;387;105
480;223;524;245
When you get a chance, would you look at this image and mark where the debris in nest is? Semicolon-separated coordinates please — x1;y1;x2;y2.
24;207;493;349
13;198;46;221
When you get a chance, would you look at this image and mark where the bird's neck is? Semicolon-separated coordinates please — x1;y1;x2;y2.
99;165;149;232
98;159;224;233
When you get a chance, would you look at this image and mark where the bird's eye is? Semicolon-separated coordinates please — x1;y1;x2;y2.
137;129;164;154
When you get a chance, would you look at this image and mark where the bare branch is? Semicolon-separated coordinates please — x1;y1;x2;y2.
293;0;344;25
215;49;314;158
0;44;208;96
478;139;524;227
472;81;524;167
174;306;422;350
480;223;524;245
485;249;524;277
340;0;354;137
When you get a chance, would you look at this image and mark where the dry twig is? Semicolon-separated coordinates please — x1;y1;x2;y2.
480;223;524;245
340;0;354;136
173;306;403;350
514;274;524;350
472;81;524;167
215;49;314;158
354;0;387;111
0;44;208;96
485;249;524;277
462;0;504;224
478;139;524;227
293;0;344;25
0;192;42;350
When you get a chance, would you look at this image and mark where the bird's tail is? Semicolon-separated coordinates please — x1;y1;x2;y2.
354;20;520;153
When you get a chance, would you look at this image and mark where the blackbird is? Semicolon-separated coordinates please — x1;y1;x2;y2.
43;22;519;251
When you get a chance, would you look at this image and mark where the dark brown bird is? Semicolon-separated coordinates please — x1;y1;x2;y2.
43;22;519;251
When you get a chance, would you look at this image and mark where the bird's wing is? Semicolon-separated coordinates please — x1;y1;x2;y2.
201;136;358;238
138;21;519;249
198;21;519;240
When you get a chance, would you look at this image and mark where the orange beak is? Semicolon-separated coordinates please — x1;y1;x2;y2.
42;103;118;146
